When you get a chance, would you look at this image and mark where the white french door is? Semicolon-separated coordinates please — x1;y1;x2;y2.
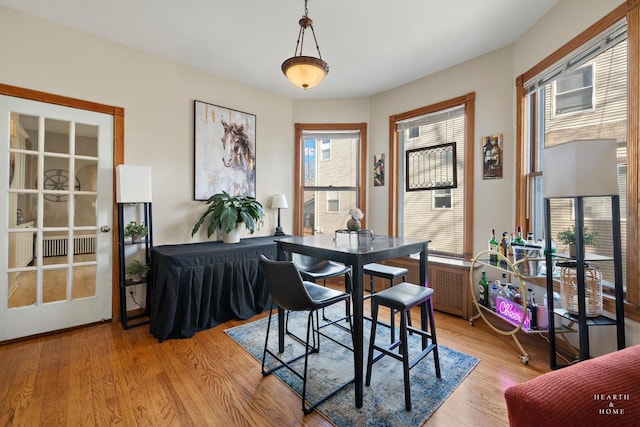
0;95;113;341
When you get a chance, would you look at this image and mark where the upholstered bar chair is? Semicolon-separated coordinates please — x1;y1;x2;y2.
291;253;352;324
259;255;355;414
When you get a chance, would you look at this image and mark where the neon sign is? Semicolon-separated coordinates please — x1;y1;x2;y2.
495;296;531;330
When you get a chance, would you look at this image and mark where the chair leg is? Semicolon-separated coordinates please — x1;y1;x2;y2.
261;304;275;374
400;309;412;411
426;298;441;378
402;275;413;331
301;310;314;413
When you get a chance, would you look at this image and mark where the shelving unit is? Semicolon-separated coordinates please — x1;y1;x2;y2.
117;202;153;329
544;195;625;369
468;250;565;365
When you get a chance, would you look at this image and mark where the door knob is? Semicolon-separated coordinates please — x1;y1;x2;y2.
100;225;111;232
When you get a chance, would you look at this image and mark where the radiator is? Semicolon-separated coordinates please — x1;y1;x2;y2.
43;235;96;257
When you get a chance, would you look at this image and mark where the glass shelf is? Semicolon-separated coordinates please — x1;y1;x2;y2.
553;308;617;326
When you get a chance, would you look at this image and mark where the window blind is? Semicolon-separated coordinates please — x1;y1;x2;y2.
525;18;626;94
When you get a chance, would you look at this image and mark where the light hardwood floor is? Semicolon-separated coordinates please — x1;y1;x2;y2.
0;294;553;426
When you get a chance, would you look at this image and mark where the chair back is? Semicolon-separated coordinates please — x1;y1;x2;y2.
259;255;315;311
291;253;329;272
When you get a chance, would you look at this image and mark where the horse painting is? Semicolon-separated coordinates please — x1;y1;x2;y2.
194;100;256;200
221;119;255;177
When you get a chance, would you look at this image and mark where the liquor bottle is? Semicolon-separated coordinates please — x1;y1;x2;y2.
527;288;538;330
511;285;522;305
489;229;499;265
489;283;499;310
513;226;526;245
499;232;509;267
526;232;535;244
479;271;489;307
507;233;515;261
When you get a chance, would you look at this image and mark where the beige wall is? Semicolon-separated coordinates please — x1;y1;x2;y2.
1;1;622;248
1;0;635;346
0;6;293;245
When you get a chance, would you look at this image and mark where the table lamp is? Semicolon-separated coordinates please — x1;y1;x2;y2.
271;194;288;236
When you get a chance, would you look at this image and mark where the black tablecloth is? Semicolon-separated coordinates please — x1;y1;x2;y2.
150;236;278;342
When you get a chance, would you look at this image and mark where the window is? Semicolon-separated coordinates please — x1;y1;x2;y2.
433;189;452;209
554;65;594;115
516;8;640;307
320;139;331;161
326;191;339;213
390;93;475;258
295;123;367;236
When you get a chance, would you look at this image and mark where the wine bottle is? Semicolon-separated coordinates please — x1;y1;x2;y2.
513;226;526;245
489;229;499;265
479;271;489;307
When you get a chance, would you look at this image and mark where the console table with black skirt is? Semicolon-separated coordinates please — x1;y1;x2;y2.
149;236;279;342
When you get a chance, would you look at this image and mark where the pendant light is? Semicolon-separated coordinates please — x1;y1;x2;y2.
281;0;329;89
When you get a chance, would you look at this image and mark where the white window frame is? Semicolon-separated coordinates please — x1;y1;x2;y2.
320;139;331;161
553;64;595;116
432;189;452;210
326;190;339;213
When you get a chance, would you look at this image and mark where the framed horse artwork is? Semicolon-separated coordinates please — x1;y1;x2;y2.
194;100;257;200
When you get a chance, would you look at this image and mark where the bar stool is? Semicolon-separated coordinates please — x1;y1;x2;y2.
365;282;441;411
363;263;409;340
363;263;408;295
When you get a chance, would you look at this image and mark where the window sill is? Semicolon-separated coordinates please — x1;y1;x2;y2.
603;294;640;323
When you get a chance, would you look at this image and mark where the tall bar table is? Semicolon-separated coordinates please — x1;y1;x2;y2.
276;233;430;409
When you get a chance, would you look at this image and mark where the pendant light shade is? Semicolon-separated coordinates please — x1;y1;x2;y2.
282;0;329;89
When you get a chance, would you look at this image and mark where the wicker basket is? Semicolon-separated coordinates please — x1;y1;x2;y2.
560;264;603;317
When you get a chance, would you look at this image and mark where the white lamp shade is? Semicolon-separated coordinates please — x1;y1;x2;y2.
543;139;618;198
116;165;152;203
271;194;288;209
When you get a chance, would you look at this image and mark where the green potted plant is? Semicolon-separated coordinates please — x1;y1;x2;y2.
126;260;149;282
191;191;264;243
557;225;597;257
124;221;149;242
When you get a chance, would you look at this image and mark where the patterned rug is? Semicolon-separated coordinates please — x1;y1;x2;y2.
225;305;479;426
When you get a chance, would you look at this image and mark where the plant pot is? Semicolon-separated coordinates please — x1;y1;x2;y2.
223;223;243;243
130;273;142;282
132;235;143;243
569;243;576;258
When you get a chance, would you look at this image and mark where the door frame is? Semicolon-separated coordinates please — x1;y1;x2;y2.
1;83;125;322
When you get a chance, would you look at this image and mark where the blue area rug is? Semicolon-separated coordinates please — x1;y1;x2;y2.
225;305;479;426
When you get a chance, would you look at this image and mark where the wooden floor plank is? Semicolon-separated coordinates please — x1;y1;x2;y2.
0;339;42;426
66;328;97;426
0;302;551;426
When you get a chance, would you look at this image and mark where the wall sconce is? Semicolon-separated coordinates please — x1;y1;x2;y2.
271;194;288;236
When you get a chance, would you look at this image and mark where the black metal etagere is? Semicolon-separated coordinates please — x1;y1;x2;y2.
544;195;625;369
117;202;153;329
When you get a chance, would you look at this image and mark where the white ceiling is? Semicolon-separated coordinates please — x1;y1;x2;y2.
1;0;560;99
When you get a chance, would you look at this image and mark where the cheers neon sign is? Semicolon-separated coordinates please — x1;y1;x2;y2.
496;296;531;330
